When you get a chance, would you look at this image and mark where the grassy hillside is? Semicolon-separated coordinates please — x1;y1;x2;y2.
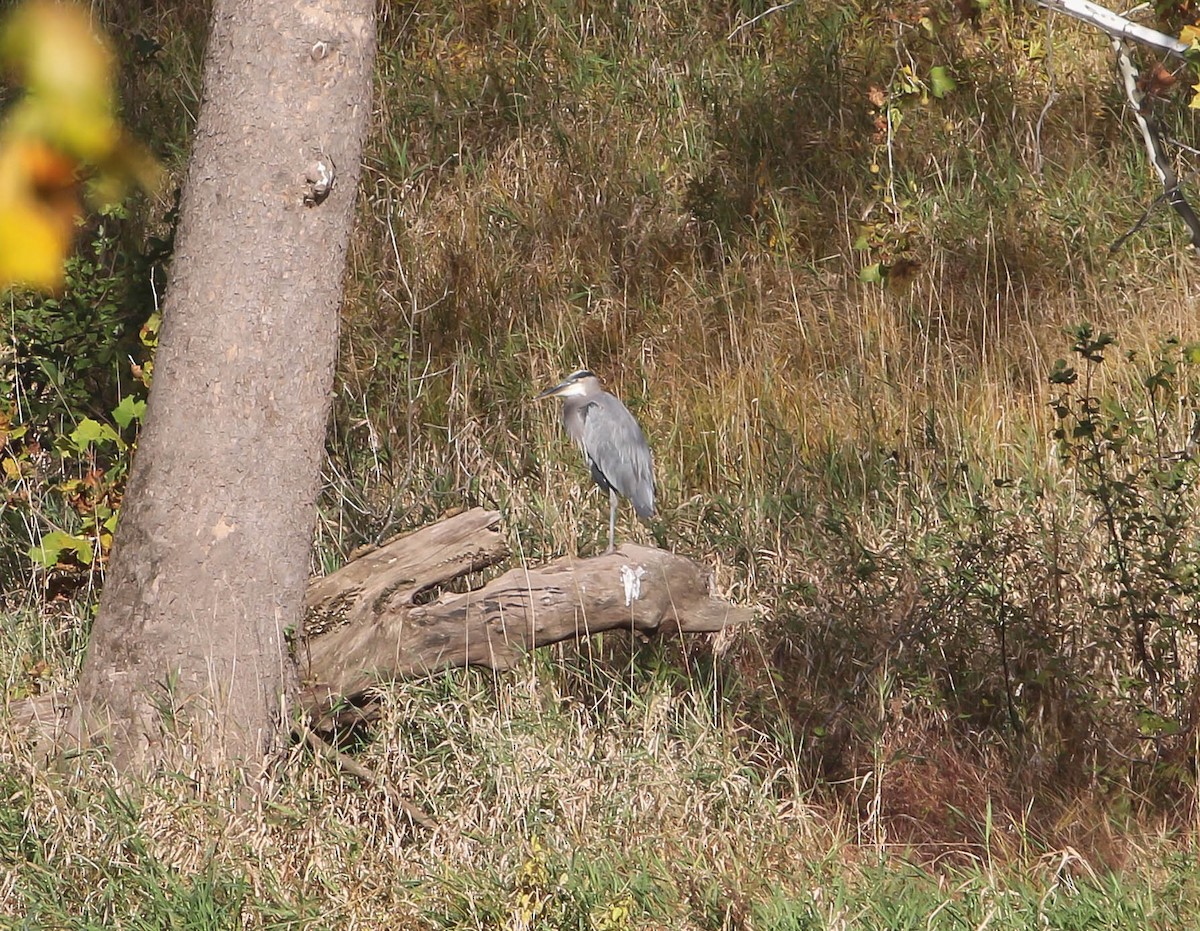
8;0;1200;925
334;0;1200;829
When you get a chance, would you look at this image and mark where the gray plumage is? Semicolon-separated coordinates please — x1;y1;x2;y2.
536;369;655;552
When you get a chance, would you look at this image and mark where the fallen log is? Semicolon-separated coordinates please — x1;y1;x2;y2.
299;507;751;724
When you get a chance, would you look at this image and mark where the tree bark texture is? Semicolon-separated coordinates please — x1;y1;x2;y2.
300;509;752;728
71;0;375;771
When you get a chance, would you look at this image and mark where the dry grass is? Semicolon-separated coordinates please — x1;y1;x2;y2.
6;659;1200;926
5;657;1200;927
2;659;835;926
10;0;1200;924
322;0;1200;854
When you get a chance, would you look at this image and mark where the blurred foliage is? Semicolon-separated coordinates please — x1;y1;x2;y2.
0;3;170;585
0;202;159;584
0;0;161;291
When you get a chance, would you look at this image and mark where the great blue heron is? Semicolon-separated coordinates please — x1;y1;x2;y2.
535;369;655;553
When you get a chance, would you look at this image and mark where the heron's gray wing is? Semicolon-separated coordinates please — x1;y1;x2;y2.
578;393;655;518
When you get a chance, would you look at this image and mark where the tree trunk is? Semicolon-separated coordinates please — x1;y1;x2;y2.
69;0;375;772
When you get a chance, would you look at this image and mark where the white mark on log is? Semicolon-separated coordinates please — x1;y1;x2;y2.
211;517;236;541
621;565;647;606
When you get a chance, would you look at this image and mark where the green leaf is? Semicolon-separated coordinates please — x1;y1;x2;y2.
112;395;146;429
929;66;956;99
859;263;884;284
1182;342;1200;364
1048;358;1078;385
29;531;94;568
1136;709;1181;738
69;417;121;450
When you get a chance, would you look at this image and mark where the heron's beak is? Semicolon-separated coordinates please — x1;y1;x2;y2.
534;380;569;400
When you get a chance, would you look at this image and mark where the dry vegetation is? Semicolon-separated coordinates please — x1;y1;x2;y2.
9;0;1200;926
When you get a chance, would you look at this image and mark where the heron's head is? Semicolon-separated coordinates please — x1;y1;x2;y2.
534;369;602;400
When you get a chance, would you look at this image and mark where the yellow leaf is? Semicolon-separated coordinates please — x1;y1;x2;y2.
139;312;162;346
0;199;70;290
1191;83;1200;109
0;137;79;290
1182;24;1200;47
2;457;22;480
0;2;162;294
0;2;115;115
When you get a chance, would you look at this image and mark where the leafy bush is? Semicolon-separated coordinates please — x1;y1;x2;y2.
1;200;162;587
1050;326;1200;746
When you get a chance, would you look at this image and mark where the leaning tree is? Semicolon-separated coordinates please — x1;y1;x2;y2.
69;0;376;773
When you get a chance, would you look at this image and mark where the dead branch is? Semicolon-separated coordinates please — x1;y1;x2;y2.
300;508;752;724
1110;39;1200;254
1031;0;1189;57
1030;0;1200;252
297;722;435;829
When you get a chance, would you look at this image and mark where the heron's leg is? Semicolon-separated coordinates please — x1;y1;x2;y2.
607;488;618;554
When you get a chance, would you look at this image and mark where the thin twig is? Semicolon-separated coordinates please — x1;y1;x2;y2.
1110;189;1170;252
1033;10;1060;178
298;723;436;830
727;0;798;40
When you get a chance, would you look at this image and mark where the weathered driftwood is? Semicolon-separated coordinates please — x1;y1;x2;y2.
299;507;751;721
